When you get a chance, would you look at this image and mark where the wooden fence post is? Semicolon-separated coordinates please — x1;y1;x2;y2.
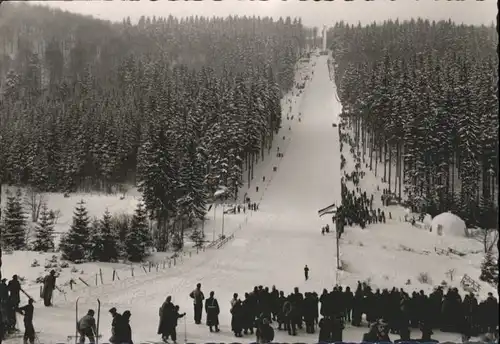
131;266;134;277
99;269;104;285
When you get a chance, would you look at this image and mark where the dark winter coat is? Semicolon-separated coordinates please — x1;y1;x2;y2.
109;313;122;343
7;280;21;305
204;297;220;327
115;313;133;344
0;283;9;303
242;298;255;329
157;302;175;335
318;317;332;342
331;316;344;342
257;324;274;343
42;274;56;299
231;301;244;333
282;300;294;320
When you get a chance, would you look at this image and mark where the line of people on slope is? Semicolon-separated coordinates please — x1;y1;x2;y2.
174;282;498;344
339;179;386;230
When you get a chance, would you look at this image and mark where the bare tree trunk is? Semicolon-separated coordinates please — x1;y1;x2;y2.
388;145;393;193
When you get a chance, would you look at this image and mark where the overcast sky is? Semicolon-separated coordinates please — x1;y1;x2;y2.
30;0;496;27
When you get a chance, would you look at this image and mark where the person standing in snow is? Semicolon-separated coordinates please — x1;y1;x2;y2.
304;265;309;280
77;309;97;344
158;296;175;342
17;298;35;344
108;307;121;344
42;270;57;307
171;306;185;344
205;291;220;333
189;283;205;325
116;310;133;344
7;275;21;308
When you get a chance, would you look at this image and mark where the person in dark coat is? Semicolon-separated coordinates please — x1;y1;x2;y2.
204;291;220;332
282;295;296;336
343;286;354;323
42;270;57;307
0;279;10;331
304;265;309;280
318;316;332;343
171;306;186;343
351;286;363;326
241;293;254;335
0;314;4;344
303;292;316;333
17;299;35;344
158;296;175;342
484;292;498;332
256;318;274;344
108;307;122;344
117;310;133;344
7;275;21;308
331;314;345;342
276;291;286;330
231;299;244;337
189;283;204;325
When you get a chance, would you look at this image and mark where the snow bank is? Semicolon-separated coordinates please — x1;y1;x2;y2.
431;212;468;238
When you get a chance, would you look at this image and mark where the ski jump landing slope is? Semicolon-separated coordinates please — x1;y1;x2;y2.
32;55;342;343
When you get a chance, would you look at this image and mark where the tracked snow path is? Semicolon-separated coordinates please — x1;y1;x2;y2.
30;55;344;343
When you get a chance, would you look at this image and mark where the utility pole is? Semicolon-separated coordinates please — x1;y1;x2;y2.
334;215;340;269
221;204;225;237
334;206;344;270
0;133;3;280
0;180;2;281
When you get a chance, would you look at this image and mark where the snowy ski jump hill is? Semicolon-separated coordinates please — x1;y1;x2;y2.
3;55;494;344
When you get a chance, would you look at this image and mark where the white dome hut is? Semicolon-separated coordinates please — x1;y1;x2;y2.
430;212;468;237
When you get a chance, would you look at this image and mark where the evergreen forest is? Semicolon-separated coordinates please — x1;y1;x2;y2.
0;3;312;251
329;19;498;230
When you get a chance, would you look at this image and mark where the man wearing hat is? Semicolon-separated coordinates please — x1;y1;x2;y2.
108;307;122;344
42;270;57;307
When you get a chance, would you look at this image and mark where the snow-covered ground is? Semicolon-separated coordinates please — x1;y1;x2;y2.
3;55;492;344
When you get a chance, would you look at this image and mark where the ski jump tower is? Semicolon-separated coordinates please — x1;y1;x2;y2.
322;25;327;51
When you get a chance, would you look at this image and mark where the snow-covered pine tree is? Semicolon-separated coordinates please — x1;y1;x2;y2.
137;120;178;251
2;193;27;250
190;228;205;249
479;250;498;286
177;141;208;225
125;202;151;262
33;202;55;252
90;209;119;262
59;200;91;262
